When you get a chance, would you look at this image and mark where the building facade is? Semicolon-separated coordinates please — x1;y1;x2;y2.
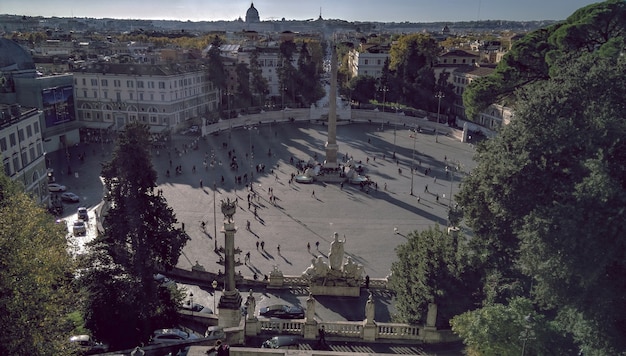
0;104;48;204
72;62;219;136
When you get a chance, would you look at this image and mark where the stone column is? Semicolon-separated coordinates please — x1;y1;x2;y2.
217;199;242;328
324;44;339;168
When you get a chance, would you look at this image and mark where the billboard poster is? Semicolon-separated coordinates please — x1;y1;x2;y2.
42;85;75;127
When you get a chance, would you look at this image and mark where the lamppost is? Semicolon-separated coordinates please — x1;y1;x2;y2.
212;280;219;314
410;122;417;196
189;292;194;317
435;91;445;143
520;314;535;356
213;182;218;252
379;86;388;131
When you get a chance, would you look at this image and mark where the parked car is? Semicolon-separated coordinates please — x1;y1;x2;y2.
48;183;67;192
259;304;305;319
261;335;301;349
61;192;80;203
72;220;87;236
154;273;176;288
150;328;198;345
182;302;213;314
204;326;225;339
77;207;88;220
69;334;108;355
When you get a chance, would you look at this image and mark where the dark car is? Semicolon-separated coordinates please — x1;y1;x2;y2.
69;335;108;355
77;207;89;221
259;304;305;319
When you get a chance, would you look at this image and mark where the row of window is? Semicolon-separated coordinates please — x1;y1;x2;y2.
0;121;41;152
3;140;43;177
77;75;204;90
79;87;206;101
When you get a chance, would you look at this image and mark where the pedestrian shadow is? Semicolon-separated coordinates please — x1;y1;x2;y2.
280;255;292;265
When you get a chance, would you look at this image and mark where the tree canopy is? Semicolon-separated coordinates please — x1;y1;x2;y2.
0;172;77;355
456;53;626;355
80;122;188;349
463;0;626;120
388;226;479;327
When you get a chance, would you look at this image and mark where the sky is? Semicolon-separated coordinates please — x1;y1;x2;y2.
0;0;604;23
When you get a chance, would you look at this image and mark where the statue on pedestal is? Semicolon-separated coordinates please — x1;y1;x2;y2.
245;289;256;320
365;291;375;323
328;232;346;270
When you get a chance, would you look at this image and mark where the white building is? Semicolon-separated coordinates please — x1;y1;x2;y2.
0;104;48;204
72;62;219;135
347;46;389;79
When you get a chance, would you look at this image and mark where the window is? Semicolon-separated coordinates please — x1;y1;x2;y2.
364;59;369;65
83;90;88;98
158;82;165;89
29;144;35;162
129;92;133;100
26;125;32;138
82;78;86;85
0;137;6;151
161;94;165;101
18;129;24;141
36;141;42;157
3;158;10;176
127;80;134;88
148;82;155;89
116;92;121;101
9;133;15;146
91;79;98;86
93;91;98;98
34;122;39;133
138;81;144;88
140;93;144;100
101;79;108;86
114;80;121;87
103;91;108;99
150;94;154;101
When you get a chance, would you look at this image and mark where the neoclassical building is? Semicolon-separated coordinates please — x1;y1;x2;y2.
72;62;219;135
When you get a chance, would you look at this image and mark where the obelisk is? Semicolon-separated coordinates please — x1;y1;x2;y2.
324;44;339;168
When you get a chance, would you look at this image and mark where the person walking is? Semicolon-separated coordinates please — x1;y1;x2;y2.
261;241;265;250
311;190;315;198
277;244;281;255
307;242;311;252
256;241;259;250
315;241;320;250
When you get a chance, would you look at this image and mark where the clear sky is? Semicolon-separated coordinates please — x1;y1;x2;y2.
0;0;603;22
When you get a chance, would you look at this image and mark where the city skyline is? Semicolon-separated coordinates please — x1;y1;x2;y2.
1;0;602;23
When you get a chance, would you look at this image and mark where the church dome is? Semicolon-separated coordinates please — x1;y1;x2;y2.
0;38;35;71
245;3;260;23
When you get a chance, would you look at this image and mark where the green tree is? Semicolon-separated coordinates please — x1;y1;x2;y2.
0;172;77;355
347;75;377;106
451;297;578;356
463;0;626;121
235;62;252;107
388;226;479;327
278;39;298;107
80;122;188;349
387;33;439;110
206;35;227;92
296;42;325;107
249;48;269;107
456;54;626;354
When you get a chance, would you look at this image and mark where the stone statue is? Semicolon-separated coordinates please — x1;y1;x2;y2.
306;293;316;320
328;232;346;271
220;197;237;222
302;256;330;280
365;291;375;323
245;289;256;320
343;256;362;280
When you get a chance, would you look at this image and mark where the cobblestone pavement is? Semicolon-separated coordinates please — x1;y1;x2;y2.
155;121;476;280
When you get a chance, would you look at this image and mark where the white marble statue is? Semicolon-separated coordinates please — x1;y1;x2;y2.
328;232;346;270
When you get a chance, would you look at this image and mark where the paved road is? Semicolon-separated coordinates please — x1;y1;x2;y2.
48;120;475;333
49;120;476;280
